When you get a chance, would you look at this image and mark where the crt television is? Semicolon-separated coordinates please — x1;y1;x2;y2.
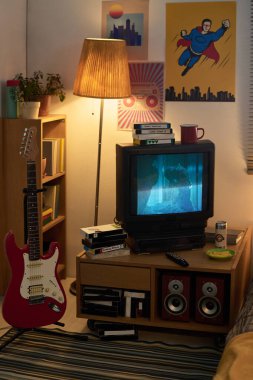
116;140;215;252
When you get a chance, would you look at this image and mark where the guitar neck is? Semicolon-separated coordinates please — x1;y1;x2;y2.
26;160;40;260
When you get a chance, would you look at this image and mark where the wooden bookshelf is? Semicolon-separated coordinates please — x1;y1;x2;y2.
0;115;67;295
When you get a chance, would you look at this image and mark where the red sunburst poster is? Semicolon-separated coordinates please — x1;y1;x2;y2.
118;62;164;130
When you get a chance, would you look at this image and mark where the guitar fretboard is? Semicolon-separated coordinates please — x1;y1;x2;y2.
27;160;40;261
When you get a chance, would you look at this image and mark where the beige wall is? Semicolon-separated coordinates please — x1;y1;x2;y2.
1;0;252;278
0;0;26;115
0;0;27;293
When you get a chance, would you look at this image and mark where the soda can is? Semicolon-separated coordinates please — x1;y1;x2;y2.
215;221;227;248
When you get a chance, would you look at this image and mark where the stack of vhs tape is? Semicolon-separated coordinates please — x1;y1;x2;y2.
81;223;130;259
81;286;123;317
124;290;150;318
132;122;175;145
90;321;138;340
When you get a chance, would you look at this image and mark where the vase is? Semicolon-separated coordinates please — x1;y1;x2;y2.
38;95;51;117
20;101;40;119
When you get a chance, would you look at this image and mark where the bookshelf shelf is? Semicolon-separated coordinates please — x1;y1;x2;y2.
42;215;65;232
42;171;66;185
0;115;67;294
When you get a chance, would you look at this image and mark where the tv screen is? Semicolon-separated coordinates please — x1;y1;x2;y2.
116;140;215;252
134;153;204;216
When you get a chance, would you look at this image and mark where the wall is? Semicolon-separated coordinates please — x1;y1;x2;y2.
0;0;27;293
0;0;27;115
25;0;253;277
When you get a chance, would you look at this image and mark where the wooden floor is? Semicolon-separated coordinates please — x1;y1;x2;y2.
0;277;217;346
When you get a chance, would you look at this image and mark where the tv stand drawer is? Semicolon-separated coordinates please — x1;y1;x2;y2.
79;263;150;290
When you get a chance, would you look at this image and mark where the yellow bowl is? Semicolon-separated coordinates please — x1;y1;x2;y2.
206;248;235;260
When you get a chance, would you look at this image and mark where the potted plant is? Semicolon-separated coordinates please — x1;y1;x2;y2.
14;71;43;118
13;71;66;118
38;72;66;116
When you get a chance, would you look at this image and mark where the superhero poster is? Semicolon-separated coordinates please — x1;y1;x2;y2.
165;1;236;102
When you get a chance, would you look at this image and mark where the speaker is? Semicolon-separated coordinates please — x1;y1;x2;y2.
161;272;191;321
195;275;227;325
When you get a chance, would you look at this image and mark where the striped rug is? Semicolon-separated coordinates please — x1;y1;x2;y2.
0;328;222;380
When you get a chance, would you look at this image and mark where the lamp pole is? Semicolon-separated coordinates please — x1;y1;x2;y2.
94;98;104;226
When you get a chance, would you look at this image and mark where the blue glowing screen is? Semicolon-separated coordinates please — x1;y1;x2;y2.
136;153;203;215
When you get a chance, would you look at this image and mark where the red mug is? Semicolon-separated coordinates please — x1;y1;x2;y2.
180;124;205;144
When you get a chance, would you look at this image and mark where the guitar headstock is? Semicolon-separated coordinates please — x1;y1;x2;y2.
20;127;38;161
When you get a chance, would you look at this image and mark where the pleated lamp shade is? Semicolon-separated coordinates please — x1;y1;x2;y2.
73;38;131;99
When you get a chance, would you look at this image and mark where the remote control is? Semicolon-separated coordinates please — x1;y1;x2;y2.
165;251;189;267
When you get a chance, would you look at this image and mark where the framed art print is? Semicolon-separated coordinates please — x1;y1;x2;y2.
102;0;149;60
118;62;164;130
165;1;236;102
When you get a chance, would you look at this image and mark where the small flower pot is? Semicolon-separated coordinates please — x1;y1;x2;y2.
20;101;40;119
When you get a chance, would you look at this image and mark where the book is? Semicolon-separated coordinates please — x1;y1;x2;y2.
133;122;171;129
130;296;150;318
82;305;119;317
43;184;60;219
123;290;146;299
133;138;175;145
59;138;65;172
84;300;118;307
43;138;65;175
83;242;126;255
134;128;173;134
93;322;138;340
205;227;244;245
85;247;130;260
93;321;131;330
132;132;175;140
123;290;147;318
42;214;52;226
82;238;127;249
80;223;124;239
83;294;122;302
43;139;58;175
42;207;53;226
84;232;127;244
98;327;138;340
82;286;122;297
42;206;53;217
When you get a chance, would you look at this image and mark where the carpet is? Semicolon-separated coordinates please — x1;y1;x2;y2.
0;328;222;380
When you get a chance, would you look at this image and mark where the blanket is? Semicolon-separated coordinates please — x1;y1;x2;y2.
214;331;253;380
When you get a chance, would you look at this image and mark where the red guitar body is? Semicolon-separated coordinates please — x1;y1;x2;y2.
3;232;66;329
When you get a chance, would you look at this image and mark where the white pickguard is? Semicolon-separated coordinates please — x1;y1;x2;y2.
20;247;65;304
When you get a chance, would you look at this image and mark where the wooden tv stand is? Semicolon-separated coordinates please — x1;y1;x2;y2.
76;227;252;334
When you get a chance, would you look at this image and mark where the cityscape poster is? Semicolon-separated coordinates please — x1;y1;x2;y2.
165;1;236;102
101;0;149;60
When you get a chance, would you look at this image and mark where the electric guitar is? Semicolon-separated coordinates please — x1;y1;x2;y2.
2;127;66;329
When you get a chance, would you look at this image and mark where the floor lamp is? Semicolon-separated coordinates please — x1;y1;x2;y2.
70;39;131;295
73;38;131;226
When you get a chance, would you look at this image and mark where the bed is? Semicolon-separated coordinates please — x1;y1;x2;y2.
214;279;253;379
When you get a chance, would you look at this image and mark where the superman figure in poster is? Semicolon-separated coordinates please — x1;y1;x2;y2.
177;18;230;76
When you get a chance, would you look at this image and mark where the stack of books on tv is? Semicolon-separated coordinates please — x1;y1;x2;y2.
132;122;175;145
205;227;245;245
91;321;138;340
80;223;130;259
81;286;123;317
